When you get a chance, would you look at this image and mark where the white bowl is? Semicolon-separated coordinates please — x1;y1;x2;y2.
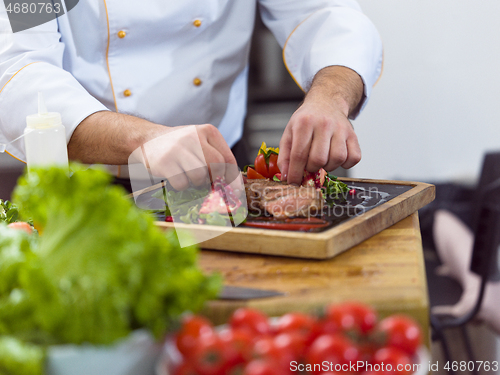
46;330;161;375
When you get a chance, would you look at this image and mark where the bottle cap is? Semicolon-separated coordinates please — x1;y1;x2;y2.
26;92;62;129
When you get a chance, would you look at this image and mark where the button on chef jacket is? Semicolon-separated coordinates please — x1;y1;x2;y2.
0;0;383;163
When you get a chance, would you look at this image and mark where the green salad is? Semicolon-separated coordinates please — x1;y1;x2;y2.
0;164;221;375
152;178;247;226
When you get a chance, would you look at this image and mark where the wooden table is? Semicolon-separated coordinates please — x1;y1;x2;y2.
199;212;429;344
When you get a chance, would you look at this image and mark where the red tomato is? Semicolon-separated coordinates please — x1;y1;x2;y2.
305;334;360;374
230;308;271;336
192;333;229;375
371;347;412;375
252;336;283;361
358;342;378;363
243;359;280;375
254;154;270;178
7;222;33;235
273;332;307;359
176;315;214;358
267;154;280;178
305;318;339;347
174;362;198;375
326;302;377;335
247;167;266;180
378;315;422;356
276;312;316;336
219;327;254;363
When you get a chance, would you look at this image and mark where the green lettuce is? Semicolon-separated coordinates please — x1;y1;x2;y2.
0;336;44;375
0;164;220;374
0;200;19;224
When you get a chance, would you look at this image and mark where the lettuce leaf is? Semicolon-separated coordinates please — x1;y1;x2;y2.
0;164;221;374
0;336;44;375
0;200;19;224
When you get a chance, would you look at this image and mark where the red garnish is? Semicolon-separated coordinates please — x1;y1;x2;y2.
243;217;329;231
247;167;266;180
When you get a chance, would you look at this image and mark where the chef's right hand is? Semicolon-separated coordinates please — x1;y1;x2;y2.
137;124;239;192
69;112;239;192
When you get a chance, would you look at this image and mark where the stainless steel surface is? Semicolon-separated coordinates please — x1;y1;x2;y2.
218;285;285;300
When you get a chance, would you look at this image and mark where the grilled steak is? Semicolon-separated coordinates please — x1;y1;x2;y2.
245;179;323;219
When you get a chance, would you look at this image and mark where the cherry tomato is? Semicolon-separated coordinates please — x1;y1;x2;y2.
176;315;214;358
192;333;229;375
219;327;254;363
372;347;412;375
305;334;360;374
378;315;422;356
173;362;198;375
7;222;33;234
267;153;280;178
252;336;284;361
358;341;378;363
305;318;339;347
273;332;307;360
230;308;271;336
254;154;270;178
276;312;316;336
247;167;266;180
326;302;377;335
243;359;278;375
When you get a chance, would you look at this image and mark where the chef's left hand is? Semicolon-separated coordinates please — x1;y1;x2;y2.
277;66;364;185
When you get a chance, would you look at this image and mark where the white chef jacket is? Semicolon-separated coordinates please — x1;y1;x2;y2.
0;0;382;165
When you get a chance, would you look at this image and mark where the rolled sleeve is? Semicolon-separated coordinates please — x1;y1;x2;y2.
0;10;109;161
259;0;383;118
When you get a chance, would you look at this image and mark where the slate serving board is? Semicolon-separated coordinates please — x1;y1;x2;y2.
154;178;435;259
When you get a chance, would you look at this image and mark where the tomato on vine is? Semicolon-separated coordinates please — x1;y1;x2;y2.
175;315;214;358
377;315;422;356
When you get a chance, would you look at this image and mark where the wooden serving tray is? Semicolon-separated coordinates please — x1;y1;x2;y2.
155;178;435;259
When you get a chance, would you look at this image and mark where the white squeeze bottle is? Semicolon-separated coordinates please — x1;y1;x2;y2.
24;92;69;171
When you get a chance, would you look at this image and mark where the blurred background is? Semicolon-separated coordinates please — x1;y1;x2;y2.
1;1;499;371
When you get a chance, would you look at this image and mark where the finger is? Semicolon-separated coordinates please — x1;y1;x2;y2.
305;133;330;172
324;131;348;172
278;127;292;180
166;163;190;191
287;125;313;184
226;163;245;199
341;134;362;169
174;149;210;187
185;166;210;187
202;143;227;181
200;124;237;166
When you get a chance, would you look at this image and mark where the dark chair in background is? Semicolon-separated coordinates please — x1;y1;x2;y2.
430;151;500;375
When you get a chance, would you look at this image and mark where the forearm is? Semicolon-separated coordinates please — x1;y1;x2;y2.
68;111;169;164
305;66;364;118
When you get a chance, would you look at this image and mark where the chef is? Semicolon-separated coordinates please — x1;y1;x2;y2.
0;0;382;189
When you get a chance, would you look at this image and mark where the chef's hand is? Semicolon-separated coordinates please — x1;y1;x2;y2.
69;113;238;191
140;124;239;192
277;66;364;185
